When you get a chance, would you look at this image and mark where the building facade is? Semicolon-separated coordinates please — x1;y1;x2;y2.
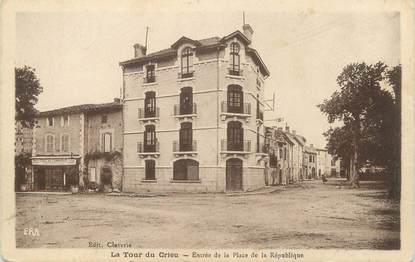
120;24;270;192
29;101;122;191
316;148;330;178
304;145;317;179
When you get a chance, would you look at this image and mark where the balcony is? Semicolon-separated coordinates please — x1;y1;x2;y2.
256;109;264;124
137;141;160;158
228;68;243;77
173;103;197;121
173;140;197;157
143;76;156;85
138;108;160;124
220;101;251;122
220;139;251;158
178;71;194;80
255;142;269;163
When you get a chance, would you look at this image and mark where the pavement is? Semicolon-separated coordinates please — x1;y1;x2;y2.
15;179;400;249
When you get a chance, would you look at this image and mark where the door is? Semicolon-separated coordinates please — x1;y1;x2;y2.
45;168;64;191
37;169;46;190
227;121;243;151
226;158;243;191
101;167;112;186
180;87;193;115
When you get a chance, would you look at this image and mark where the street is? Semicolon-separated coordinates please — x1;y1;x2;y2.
16;179;399;249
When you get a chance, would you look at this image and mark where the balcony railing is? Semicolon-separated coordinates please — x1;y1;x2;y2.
228;68;243;77
173;103;197;116
137;140;160;153
138;108;160;119
173;140;197;152
178;71;194;79
256;110;264;121
256;142;268;153
221;101;251;115
143;76;156;84
221;139;251;152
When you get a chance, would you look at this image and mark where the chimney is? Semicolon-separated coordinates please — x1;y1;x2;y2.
242;24;254;43
285;126;290;133
292;130;296;135
133;43;147;58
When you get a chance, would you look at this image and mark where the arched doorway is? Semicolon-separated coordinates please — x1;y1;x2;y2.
226;158;243;191
101;167;112;186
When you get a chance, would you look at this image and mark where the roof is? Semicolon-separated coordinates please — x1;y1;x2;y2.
120;30;270;77
37;101;122;117
293;134;306;146
304;146;317;154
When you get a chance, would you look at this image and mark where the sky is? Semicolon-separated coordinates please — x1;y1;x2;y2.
16;11;400;148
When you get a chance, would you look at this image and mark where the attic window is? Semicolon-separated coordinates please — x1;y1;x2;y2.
229;43;241;76
180;47;193;78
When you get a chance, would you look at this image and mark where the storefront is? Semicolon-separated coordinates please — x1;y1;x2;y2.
31;156;80;191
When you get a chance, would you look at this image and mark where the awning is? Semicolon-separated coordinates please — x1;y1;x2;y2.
32;157;78;166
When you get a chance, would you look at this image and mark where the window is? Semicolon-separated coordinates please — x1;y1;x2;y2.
47;117;54;127
227;85;243;114
179;87;193;115
101;115;108;123
146;64;155;83
46;134;54;153
144;125;156;152
61;134;70;153
173;159;199;180
227;121;243;151
61;115;69;126
230;43;240;75
144;91;156;118
102;132;112;152
180;47;193;78
145;160;156;180
331;159;336;166
179;122;192;151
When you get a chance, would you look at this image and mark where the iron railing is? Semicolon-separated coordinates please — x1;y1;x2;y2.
221;101;251;115
178;71;194;79
143;76;156;84
228;68;243;76
137;140;160;153
221;139;251;152
138;108;160;119
173;103;197;116
173;140;197;152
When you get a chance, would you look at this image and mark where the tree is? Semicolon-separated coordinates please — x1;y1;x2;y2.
318;62;388;188
15;66;43;128
385;65;401;199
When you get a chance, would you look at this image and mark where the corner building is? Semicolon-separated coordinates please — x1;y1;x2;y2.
120;24;270;192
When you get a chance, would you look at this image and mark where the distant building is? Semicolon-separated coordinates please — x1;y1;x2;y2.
28;100;122;191
304;144;317;179
316;148;330;178
120;24;270;192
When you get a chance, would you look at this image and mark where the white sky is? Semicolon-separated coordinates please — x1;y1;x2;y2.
16;11;400;148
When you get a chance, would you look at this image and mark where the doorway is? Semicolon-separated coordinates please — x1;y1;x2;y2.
226;158;243;191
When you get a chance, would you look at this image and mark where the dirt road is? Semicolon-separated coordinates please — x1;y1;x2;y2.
15;179;399;249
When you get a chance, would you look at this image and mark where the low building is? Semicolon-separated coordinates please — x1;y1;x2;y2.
316;148;330;178
29;100;122;191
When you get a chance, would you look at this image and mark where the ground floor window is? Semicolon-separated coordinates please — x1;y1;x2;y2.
173;159;199;180
145;160;156;180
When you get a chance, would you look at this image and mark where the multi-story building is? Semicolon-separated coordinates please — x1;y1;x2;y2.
265;126;291;185
29;100;122;191
284;126;306;183
316;148;330;178
304;144;317;179
120;24;270;192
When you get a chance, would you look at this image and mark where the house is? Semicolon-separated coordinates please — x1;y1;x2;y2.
283;126;306;183
120;23;270;192
304;144;317;179
29;100;122;191
316;148;330;178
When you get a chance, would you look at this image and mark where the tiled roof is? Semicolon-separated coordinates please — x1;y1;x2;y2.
305;146;317;154
120;31;269;77
37;101;122;117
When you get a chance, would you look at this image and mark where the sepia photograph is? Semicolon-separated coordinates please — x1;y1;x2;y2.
1;0;414;261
